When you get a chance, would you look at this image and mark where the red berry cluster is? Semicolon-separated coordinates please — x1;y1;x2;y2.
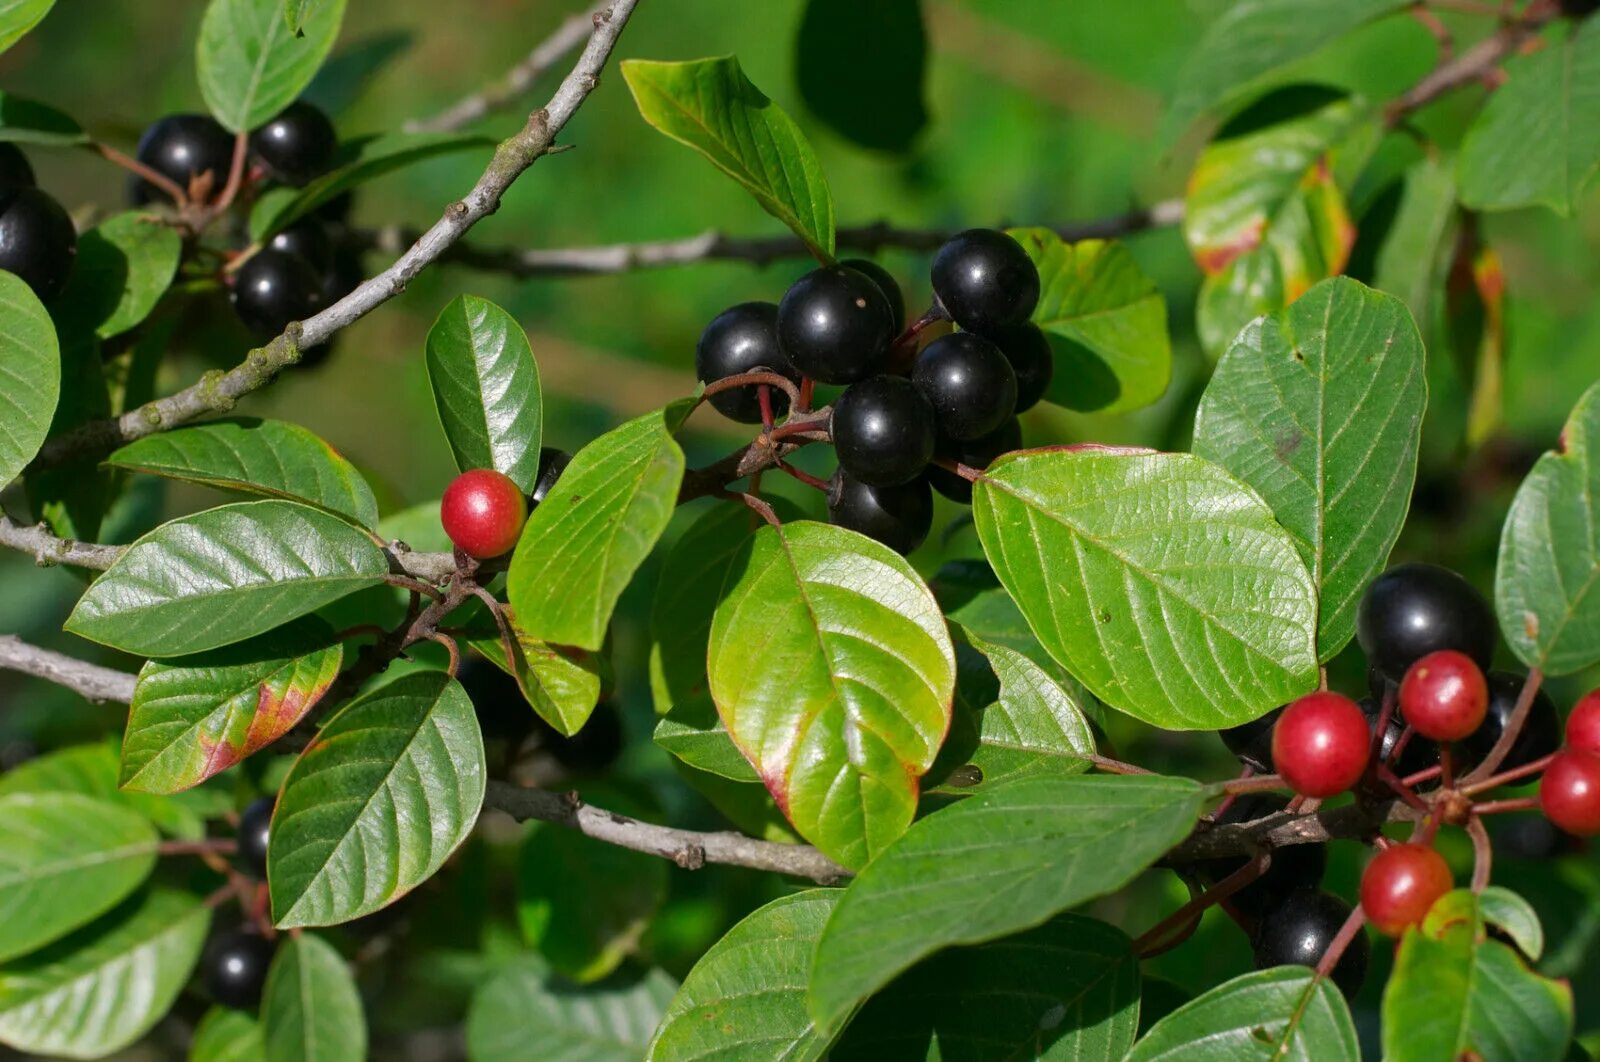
1541;690;1600;836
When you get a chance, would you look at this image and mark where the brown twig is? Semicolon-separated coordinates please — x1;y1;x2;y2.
1461;669;1545;784
88;141;187;206
1467;815;1493;890
1386;2;1556;122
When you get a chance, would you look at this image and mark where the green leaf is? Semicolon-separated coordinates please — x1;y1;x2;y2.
795;0;926;153
425;295;543;492
1193;276;1426;661
517;817;668;983
0;0;53;56
0;793;158;963
27;328;110;542
622;56;835;261
66;500;390;658
649;890;839;1062
708;520;956;868
121;620;344;794
929;627;1095;793
302;30;413;116
191;1006;266;1062
196;0;348;133
1459;16;1600;216
936;561;1079;688
50;212;182;340
807;773;1204;1034
0;741;219;840
973;447;1319;729
1009;231;1171;414
653;695;760;783
508;402;690;652
107;418;379;527
1383;889;1573;1062
0;271;58;489
468;617;604;738
261;933;366;1062
1127;967;1358;1061
269;671;486;928
467;960;676;1062
0;889;210;1059
833;913;1140;1060
1372;155;1458;336
282;0;330;35
0;91;85;145
1480;885;1544;963
1496;381;1600;675
248;131;493;239
1163;0;1407;137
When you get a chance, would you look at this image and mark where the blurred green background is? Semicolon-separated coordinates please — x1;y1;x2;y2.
1;0;1597;1053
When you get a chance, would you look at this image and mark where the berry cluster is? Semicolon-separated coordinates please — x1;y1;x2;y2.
1203;561;1600;994
694;229;1049;553
0;143;78;301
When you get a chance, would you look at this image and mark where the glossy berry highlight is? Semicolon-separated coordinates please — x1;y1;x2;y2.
832;375;936;487
827;471;933;556
237;797;273;878
840;257;905;334
1271;691;1370;798
776;264;895;385
1357;562;1496;681
231;249;324;337
131;113;233;204
930;228;1040;334
1567;689;1600;757
441;469;528;559
1540;750;1600;836
1252;890;1369;999
1398;650;1488;741
203;929;274;1009
251;101;337;186
912;332;1017;441
695;301;796;424
0;187;77;301
1359;843;1453;936
530;447;571;508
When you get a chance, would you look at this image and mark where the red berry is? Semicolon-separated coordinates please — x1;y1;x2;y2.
1540;750;1600;836
1359;842;1454;936
440;469;528;559
1398;650;1489;742
1272;692;1371;798
1567;689;1600;757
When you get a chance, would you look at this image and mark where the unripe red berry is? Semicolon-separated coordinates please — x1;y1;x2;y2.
1359;842;1453;936
1272;692;1371;798
1567;689;1600;757
1540;750;1600;836
1398;649;1489;742
440;469;528;559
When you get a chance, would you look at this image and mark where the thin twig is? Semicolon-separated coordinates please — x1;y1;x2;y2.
0;635;136;702
1386;2;1556;122
1467;815;1493;890
1461;668;1545;784
1314;905;1369;980
88;141;187;206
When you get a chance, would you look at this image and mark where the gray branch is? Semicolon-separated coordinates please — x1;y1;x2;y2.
0;636;136;703
352;200;1186;279
405;0;615;134
26;0;643;474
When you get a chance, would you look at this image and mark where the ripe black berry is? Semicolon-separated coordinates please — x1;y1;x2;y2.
1253;890;1369;998
237;797;273;877
776;265;895;385
840;257;905;334
832;375;936;487
203;928;274;1009
913;332;1018;441
695;301;797;424
828;471;933;555
1368;697;1440;781
0;144;35;205
1356;562;1496;681
531;447;571;507
1456;671;1562;773
231;249;324;337
927;417;1021;504
0;188;76;301
930;228;1040;334
989;323;1053;413
266;219;334;273
1197;795;1327;919
250;101;337;187
131;114;233;204
299;248;361;368
1219;706;1282;773
535;699;624;773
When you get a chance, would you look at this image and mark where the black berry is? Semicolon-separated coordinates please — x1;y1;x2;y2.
832;375;936;487
266;219;334;274
1456;670;1562;773
203;928;275;1009
1368;697;1440;781
913;332;1017;441
231;249;324;337
299;248;361;368
536;699;624;773
840;257;905;334
0;188;76;301
0;144;35;207
828;471;933;555
131;114;233;204
458;654;537;746
776;265;895;385
1253;889;1369;999
531;447;571;507
1493;814;1580;860
1356;562;1496;681
930;228;1040;334
927;417;1021;504
237;797;273;877
990;323;1053;413
250;101;337;187
1198;795;1327;919
1219;706;1282;773
695;301;797;424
